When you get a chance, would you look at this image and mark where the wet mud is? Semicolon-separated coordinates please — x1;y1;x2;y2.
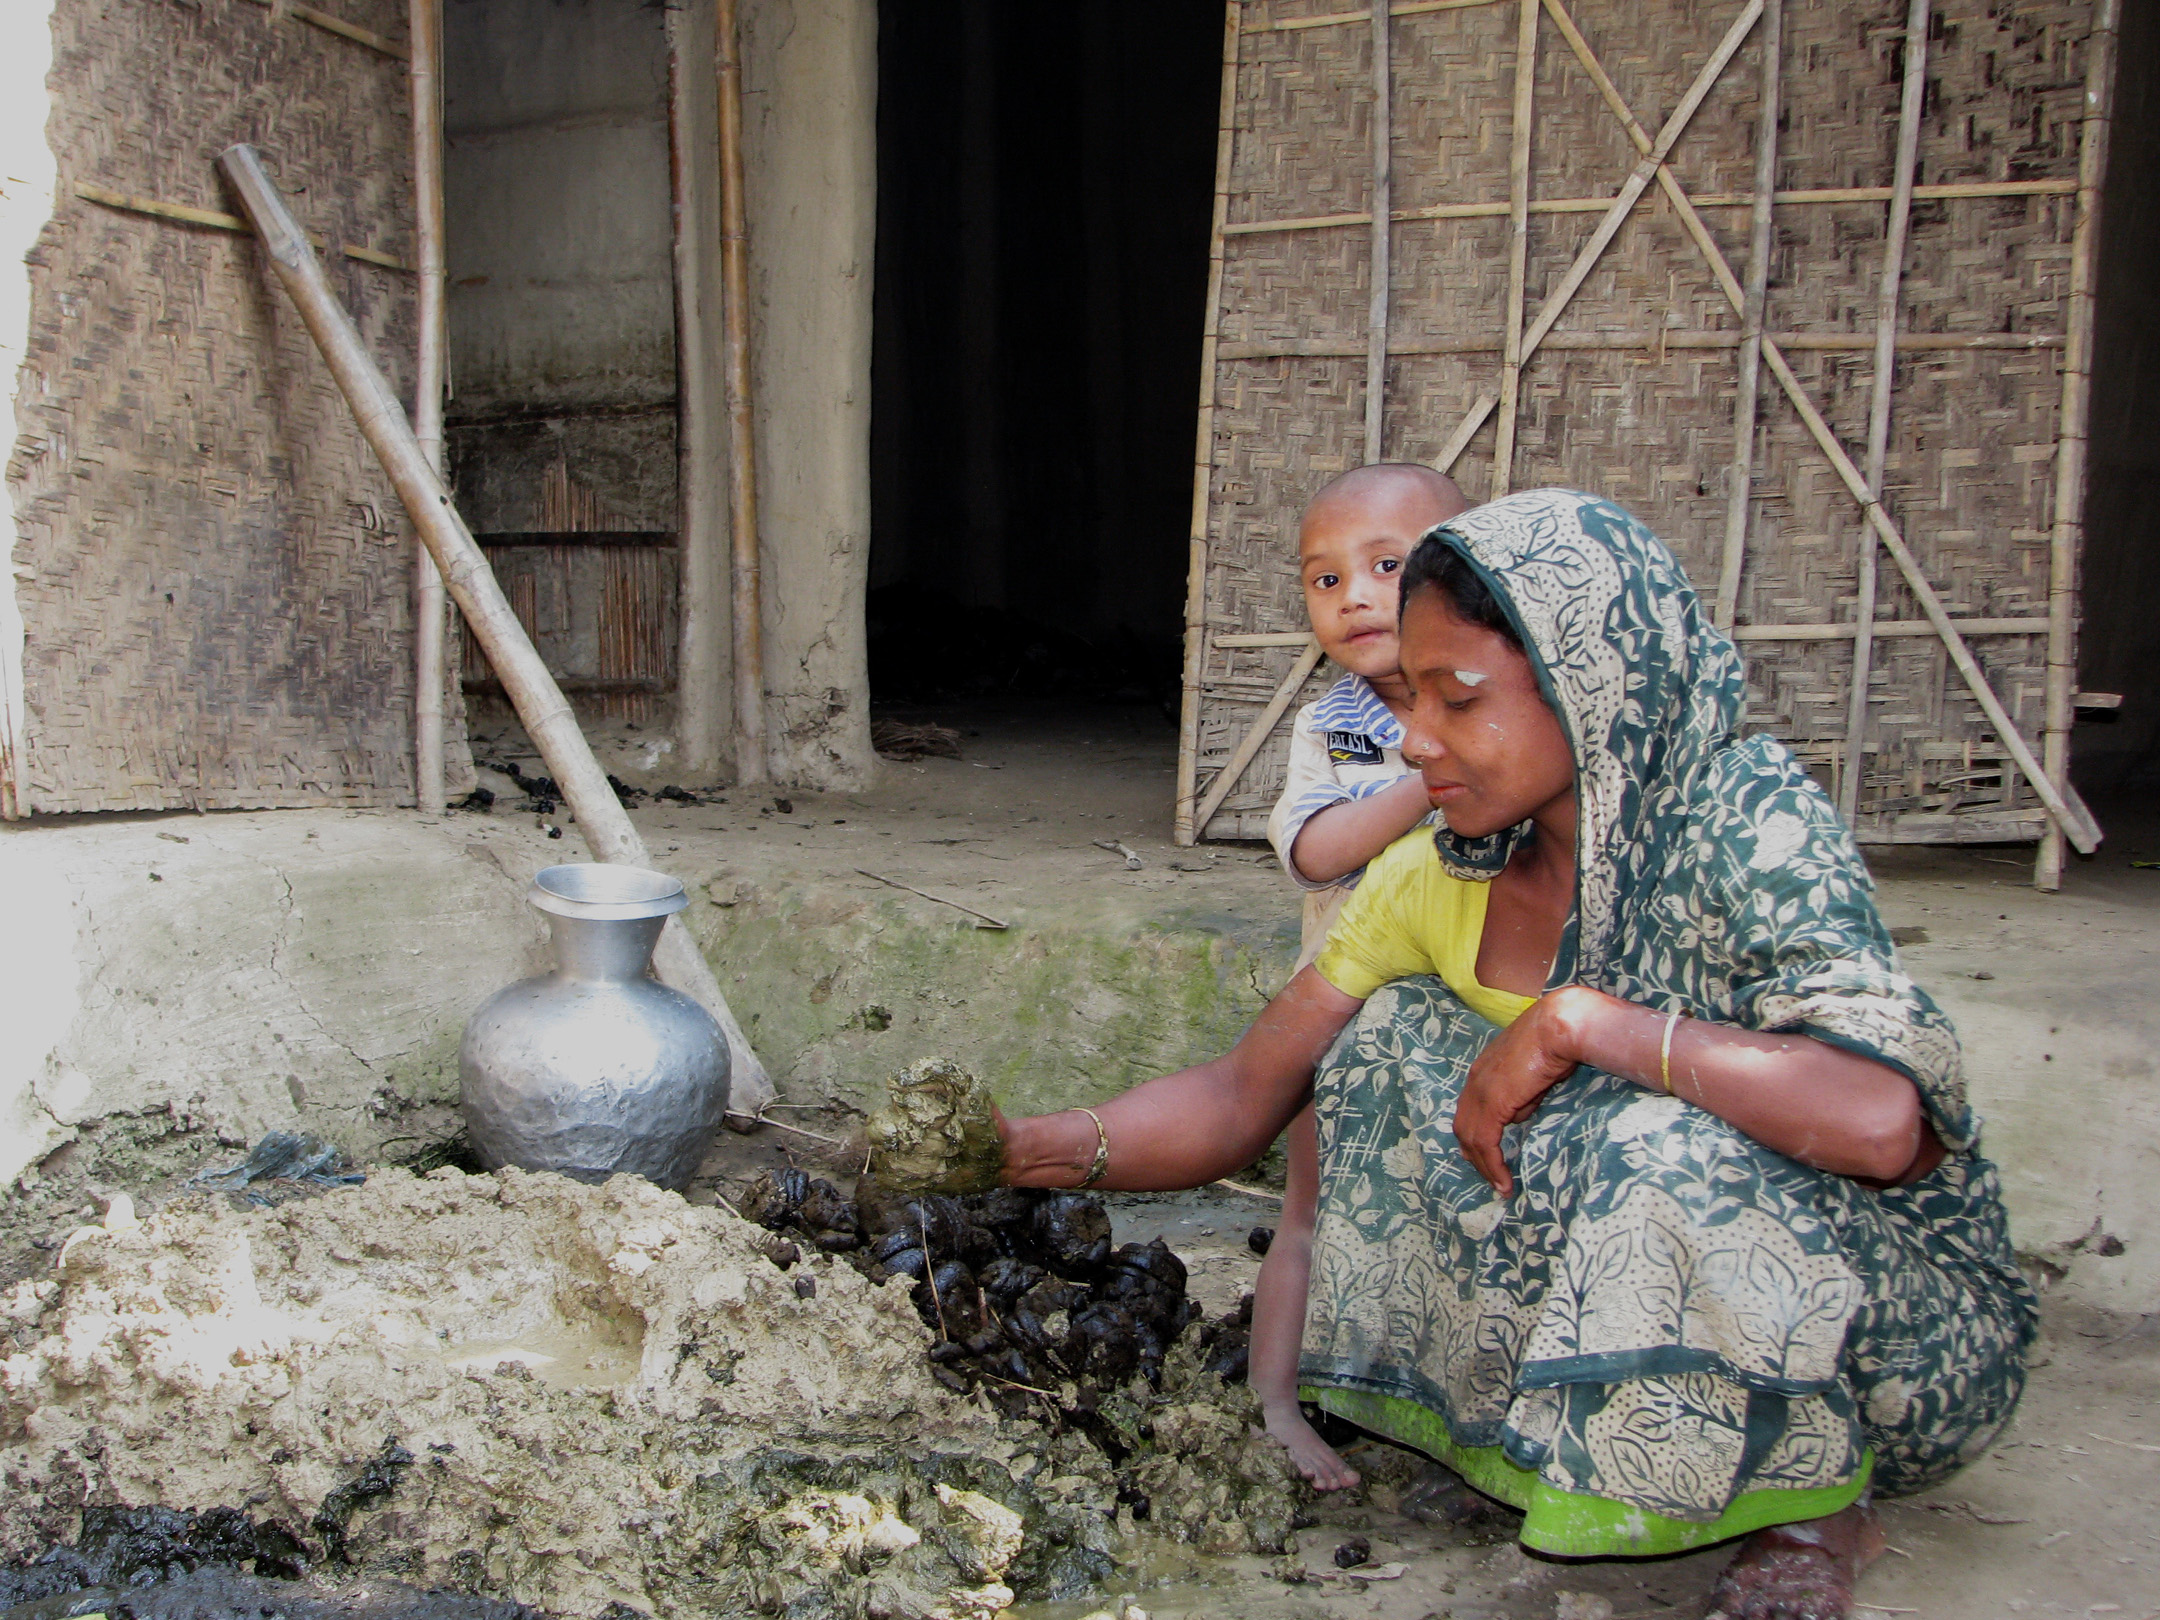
1;1165;1303;1619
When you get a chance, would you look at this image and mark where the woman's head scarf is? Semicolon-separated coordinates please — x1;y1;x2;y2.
1422;489;1974;1148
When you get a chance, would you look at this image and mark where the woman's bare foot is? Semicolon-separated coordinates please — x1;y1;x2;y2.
1705;1500;1887;1620
1262;1402;1362;1491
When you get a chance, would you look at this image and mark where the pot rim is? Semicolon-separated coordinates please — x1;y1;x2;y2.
529;862;689;921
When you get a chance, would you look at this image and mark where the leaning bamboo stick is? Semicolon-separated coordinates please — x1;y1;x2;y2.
1364;0;1392;460
1191;639;1325;835
216;142;777;1116
408;0;447;815
1713;0;1780;633
1175;0;1244;847
244;0;408;59
715;0;767;786
1838;0;1930;827
1490;0;1539;496
2036;0;2119;892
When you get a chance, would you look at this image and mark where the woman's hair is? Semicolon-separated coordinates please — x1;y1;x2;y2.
1399;533;1523;648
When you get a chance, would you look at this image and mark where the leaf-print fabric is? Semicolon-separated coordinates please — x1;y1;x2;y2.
1298;490;2036;1522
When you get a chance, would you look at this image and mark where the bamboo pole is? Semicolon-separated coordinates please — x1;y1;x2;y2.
216;142;776;1117
408;0;446;815
669;0;726;776
1713;0;1779;633
2036;0;2119;891
715;0;766;787
1490;0;1539;496
1364;0;1392;460
1220;330;2061;359
1838;0;1930;827
1175;0;1243;847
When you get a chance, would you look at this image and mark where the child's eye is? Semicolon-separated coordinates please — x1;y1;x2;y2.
1375;558;1401;575
1312;572;1339;590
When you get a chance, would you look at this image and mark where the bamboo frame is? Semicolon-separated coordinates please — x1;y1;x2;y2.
1218;331;2063;359
1364;0;1392;459
75;184;411;271
716;0;767;786
1191;640;1325;835
669;0;727;776
408;0;446;815
1837;0;1931;825
1713;0;1779;633
1256;0;1504;31
1490;0;1539;496
1220;177;2076;236
2036;0;2119;890
1533;0;2097;851
216;142;775;1114
1175;0;1245;846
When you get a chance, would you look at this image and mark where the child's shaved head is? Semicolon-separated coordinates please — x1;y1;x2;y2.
1304;462;1469;528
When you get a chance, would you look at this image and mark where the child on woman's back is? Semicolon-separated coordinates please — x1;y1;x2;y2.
1254;462;1470;1489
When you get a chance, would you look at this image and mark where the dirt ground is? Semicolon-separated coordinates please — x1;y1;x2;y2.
8;701;2155;1618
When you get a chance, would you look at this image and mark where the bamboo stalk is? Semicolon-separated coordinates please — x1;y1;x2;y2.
1491;0;1539;496
716;0;766;787
1713;0;1779;633
1191;639;1325;835
244;0;408;59
408;0;446;815
669;0;726;775
1259;0;1503;30
1218;330;2062;359
1365;0;1392;459
1435;390;1498;473
1542;5;2099;853
215;142;777;1116
75;183;412;271
1219;177;2076;235
2036;0;2118;891
1839;0;1930;827
1731;617;2048;641
1176;0;1244;847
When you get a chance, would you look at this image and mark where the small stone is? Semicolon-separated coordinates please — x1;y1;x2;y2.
793;1274;817;1299
766;1240;800;1270
1971;968;1995;980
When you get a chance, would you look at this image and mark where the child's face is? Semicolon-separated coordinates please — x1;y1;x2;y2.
1298;482;1461;679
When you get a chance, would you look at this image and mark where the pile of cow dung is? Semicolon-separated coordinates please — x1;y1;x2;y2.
0;1164;1303;1620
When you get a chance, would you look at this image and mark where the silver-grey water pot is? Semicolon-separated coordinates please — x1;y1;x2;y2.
460;863;730;1190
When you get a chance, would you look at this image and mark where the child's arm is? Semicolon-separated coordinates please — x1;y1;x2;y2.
1287;772;1433;885
1249;1106;1360;1490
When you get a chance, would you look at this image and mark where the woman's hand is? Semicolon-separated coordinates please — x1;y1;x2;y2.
1452;987;1595;1195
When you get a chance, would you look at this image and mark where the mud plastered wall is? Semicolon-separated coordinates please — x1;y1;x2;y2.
5;0;472;815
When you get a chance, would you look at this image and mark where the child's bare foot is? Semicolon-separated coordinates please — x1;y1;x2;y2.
1704;1500;1886;1620
1262;1402;1362;1491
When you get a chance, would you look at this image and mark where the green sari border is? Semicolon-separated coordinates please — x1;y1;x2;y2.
1308;1386;1872;1559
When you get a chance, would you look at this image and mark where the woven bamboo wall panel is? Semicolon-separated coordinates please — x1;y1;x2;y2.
4;0;454;815
1182;0;2110;845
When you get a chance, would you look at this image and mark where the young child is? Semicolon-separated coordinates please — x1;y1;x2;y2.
1254;462;1470;1489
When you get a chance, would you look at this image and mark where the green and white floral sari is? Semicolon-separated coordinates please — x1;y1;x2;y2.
1298;490;2037;1556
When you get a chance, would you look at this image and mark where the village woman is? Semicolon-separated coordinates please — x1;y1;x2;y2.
992;490;2036;1619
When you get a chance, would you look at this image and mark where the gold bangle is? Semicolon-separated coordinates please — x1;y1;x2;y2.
1659;1011;1681;1095
1073;1106;1110;1188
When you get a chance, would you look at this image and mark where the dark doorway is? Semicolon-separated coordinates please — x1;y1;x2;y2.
2076;4;2160;799
868;2;1223;710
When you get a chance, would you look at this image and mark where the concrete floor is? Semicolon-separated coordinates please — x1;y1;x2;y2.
5;701;2156;1614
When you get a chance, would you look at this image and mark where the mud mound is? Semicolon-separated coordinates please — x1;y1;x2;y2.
0;1169;1300;1618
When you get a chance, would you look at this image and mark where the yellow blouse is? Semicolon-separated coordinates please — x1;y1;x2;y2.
1312;830;1537;1028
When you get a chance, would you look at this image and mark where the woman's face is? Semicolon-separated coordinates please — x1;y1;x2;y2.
1397;584;1576;839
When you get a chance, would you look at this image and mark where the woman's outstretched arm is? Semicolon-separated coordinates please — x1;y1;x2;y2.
1453;986;1944;1195
1001;967;1365;1191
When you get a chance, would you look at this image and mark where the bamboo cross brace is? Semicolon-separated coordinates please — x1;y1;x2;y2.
1176;0;1246;846
1190;638;1325;836
1713;0;1780;634
1429;0;1762;478
1489;0;1540;496
245;0;408;59
1838;0;1932;826
1537;7;2099;853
